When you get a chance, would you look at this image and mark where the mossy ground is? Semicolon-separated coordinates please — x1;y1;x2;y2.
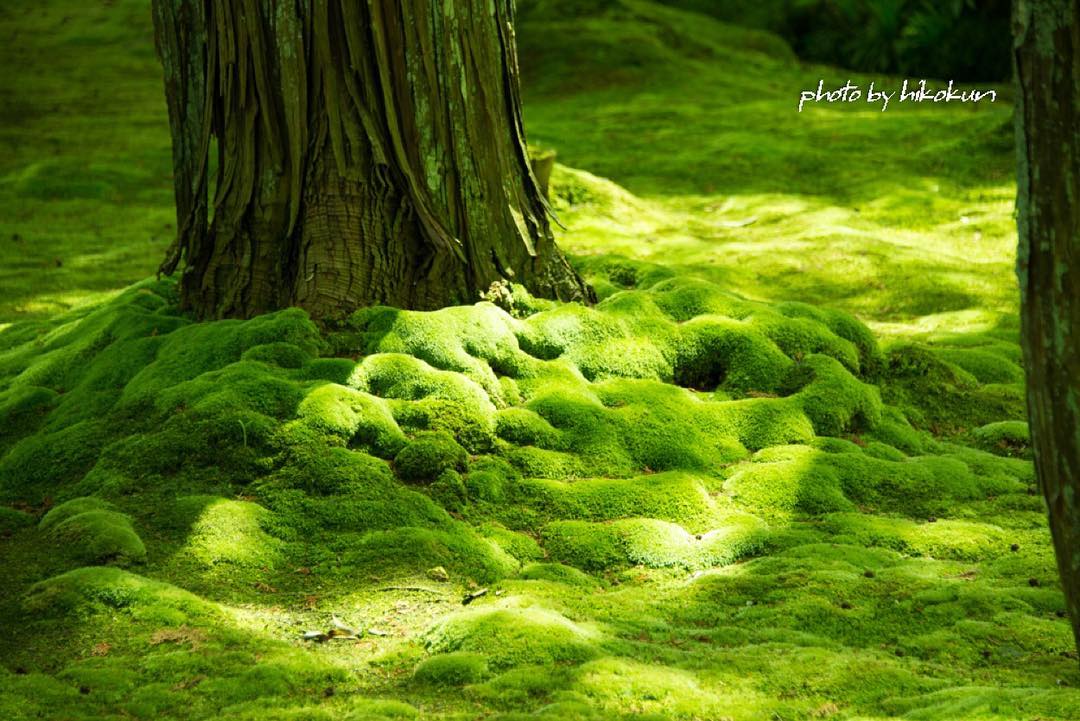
1;1;1077;720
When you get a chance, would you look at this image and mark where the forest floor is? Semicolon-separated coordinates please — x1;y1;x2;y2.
1;1;1078;720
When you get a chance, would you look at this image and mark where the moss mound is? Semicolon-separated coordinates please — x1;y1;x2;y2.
972;420;1031;459
393;432;469;484
45;508;145;565
423;605;599;670
412;652;490;687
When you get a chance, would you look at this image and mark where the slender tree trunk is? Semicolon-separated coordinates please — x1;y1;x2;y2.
151;0;593;320
1013;0;1080;658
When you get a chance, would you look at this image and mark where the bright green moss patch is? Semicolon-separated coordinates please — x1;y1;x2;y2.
171;497;282;576
674;315;792;393
295;384;406;458
574;657;729;719
423;605;599;670
823;512;1013;562
726;443;1020;519
22;567;215;622
543;514;767;571
393;432;469;484
39;496;114;529
972;420;1031;459
0;241;1064;719
512;472;713;527
413;652;490;687
519;562;598;588
788;354;883;436
478;523;544;563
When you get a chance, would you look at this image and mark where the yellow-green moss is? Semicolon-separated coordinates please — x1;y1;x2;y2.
413;652;490;687
423;605;599;670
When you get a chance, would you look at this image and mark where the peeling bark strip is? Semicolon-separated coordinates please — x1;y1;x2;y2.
151;0;593;320
1013;0;1080;658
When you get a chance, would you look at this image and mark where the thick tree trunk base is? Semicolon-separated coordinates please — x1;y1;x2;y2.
153;0;593;322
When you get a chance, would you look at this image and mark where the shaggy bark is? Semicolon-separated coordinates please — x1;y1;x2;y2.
1013;0;1080;658
152;0;593;320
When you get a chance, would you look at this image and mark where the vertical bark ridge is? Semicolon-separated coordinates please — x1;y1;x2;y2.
1014;0;1080;657
153;0;593;320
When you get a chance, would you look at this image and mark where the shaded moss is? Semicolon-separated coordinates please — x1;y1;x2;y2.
46;509;145;565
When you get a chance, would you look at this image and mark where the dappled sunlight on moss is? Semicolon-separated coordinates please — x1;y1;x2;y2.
0;221;1074;720
0;1;1074;716
0;244;1069;701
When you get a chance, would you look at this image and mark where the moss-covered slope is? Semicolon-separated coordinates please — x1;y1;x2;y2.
0;263;1074;720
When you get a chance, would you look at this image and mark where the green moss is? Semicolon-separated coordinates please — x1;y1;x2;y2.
345;303;535;400
0;384;58;452
394;431;468;484
478;523;544;562
39;496;113;529
971;420;1031;459
0;3;1070;719
724;396;816;450
413;652;490;686
933;347;1024;385
724;448;854;516
575;657;727;719
518;562;597;588
494;407;563;447
120;308;320;406
726;443;1016;519
543;514;767;571
0;419;112;503
240;342;313;369
788;354;883;436
0;505;34;534
296;384;406;458
540;520;626;572
423;605;598;670
866;406;929;455
674;316;792;394
269;442;398;496
43;506;145;565
171;497;282;576
464;457;518;504
428;469;468;513
22;567;215;623
512;472;713;527
336;526;517;583
881;344;1026;436
823;512;1012;561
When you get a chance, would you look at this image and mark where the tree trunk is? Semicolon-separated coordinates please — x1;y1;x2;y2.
1013;0;1080;658
151;0;593;320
